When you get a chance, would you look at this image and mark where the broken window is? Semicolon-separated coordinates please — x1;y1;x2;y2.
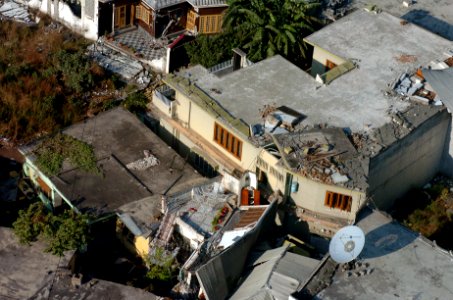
213;122;242;160
324;191;352;212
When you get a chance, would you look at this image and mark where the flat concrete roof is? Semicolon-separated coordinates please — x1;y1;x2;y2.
352;0;453;41
0;227;73;299
314;209;453;299
32;274;157;300
23;107;202;215
182;9;453;132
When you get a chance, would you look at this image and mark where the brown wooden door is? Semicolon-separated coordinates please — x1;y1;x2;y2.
115;6;126;28
241;188;249;206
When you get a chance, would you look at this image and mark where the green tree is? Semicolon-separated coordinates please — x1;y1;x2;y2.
223;0;319;63
145;246;176;281
123;91;149;113
184;33;240;68
12;202;50;244
13;202;90;256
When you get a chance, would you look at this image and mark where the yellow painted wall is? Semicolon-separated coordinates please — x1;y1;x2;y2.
158;91;260;172
258;150;286;193
290;173;366;221
134;236;151;257
174;90;191;127
153;94;173;118
310;46;347;77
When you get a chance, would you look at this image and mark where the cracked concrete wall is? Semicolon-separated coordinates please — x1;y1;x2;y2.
368;109;450;209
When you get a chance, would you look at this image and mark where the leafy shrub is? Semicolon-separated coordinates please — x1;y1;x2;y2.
34;133;100;176
145;246;176;281
13;202;90;256
123;92;148;113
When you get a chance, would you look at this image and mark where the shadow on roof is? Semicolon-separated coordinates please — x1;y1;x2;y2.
402;9;453;41
360;221;417;259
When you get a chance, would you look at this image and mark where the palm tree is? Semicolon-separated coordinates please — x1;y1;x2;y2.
223;0;319;63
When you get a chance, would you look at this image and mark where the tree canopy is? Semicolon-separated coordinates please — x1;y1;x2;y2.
185;0;319;67
13;202;90;256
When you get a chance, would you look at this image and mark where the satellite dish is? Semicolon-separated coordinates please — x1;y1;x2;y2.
329;225;365;263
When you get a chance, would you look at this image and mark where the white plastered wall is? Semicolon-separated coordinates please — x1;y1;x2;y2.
28;0;98;40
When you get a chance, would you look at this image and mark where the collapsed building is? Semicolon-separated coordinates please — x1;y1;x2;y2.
149;8;453;235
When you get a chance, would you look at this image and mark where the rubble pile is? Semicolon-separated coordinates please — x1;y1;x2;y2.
126;150;160;170
0;0;34;24
284;139;350;185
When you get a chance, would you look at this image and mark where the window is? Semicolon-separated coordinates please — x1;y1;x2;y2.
325;59;337;71
214;122;242;160
187;10;196;30
198;14;223;34
135;5;149;24
256;156;269;171
324;191;352;212
269;167;284;182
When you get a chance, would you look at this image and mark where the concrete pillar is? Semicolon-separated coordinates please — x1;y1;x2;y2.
47;0;52;16
54;0;59;20
111;3;115;34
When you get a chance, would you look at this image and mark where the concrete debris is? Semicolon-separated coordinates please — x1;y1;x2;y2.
126;150;160;170
0;0;34;24
393;69;440;106
331;172;349;184
402;0;415;8
88;42;146;82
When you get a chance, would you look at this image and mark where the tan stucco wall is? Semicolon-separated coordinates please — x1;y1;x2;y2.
290;173;366;221
155;90;260;172
310;46;347;77
258;150;286;193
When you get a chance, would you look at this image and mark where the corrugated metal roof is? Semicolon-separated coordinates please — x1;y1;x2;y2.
186;0;228;7
230;258;279;300
247;245;288;267
422;67;453;112
143;0;185;10
230;249;320;300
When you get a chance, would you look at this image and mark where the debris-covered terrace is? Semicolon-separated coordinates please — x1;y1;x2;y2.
272;128;368;191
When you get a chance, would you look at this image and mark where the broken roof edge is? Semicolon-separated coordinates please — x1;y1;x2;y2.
164;74;251;137
269;129;366;192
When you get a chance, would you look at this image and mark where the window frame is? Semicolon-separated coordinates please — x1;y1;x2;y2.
324;191;352;212
213;122;242;160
